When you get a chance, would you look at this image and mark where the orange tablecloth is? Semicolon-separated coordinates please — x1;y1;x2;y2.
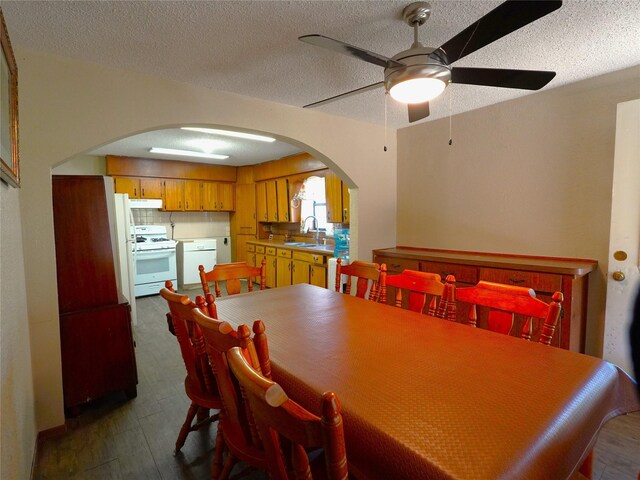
216;284;639;480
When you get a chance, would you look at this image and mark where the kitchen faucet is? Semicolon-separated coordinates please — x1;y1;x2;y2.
301;215;320;243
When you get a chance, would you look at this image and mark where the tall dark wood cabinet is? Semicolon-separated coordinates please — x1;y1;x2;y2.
52;175;137;413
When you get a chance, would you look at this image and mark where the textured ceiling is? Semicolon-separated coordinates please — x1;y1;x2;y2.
3;0;640;164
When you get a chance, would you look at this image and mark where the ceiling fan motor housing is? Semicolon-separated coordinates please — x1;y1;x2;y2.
384;45;451;93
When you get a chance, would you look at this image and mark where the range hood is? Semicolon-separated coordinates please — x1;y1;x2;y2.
128;198;162;209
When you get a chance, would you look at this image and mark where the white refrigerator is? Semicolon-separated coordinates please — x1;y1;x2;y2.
113;193;137;325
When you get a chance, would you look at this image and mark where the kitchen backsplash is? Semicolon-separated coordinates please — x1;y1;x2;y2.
133;209;230;240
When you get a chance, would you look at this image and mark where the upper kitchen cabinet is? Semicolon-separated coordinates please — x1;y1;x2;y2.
164;179;185;210
114;176;163;199
202;182;235;211
184;180;201;211
256;182;268;222
325;171;350;223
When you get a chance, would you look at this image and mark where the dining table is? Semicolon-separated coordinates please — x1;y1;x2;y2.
214;283;639;480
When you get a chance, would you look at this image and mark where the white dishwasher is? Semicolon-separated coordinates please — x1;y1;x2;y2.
176;238;217;289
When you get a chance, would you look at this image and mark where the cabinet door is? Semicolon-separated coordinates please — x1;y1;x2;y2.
341;182;350;223
292;259;310;285
310;264;327;288
139;178;163;199
218;183;235;211
114;177;140;198
276;257;292;287
266;181;278;222
163;179;185;211
256;182;268;222
235;234;256;263
266;254;277;288
276;178;291;222
325;171;343;223
236;184;257;234
201;181;218;210
184;180;202;211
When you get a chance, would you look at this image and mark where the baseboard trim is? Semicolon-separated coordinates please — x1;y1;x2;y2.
30;423;67;479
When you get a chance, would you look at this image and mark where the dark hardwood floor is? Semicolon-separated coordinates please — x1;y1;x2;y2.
34;289;640;479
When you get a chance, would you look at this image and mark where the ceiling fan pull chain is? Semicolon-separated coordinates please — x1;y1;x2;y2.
449;89;453;146
384;91;388;152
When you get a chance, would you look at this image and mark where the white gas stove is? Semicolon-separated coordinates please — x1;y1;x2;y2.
132;225;177;296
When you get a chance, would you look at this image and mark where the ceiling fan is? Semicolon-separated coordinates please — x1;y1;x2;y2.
299;0;562;123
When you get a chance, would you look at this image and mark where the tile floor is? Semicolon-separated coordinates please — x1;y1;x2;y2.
34;291;640;479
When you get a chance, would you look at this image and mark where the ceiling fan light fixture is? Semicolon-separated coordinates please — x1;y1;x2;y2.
389;77;446;104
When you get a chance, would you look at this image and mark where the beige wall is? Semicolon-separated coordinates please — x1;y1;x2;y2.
397;66;640;357
13;46;396;447
52;154;106;175
0;181;36;479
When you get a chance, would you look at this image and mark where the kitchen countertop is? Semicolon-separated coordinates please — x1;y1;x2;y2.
247;239;334;256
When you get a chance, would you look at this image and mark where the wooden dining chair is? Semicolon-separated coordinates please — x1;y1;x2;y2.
227;346;349;480
386;270;457;320
160;286;222;454
191;306;270;479
199;259;267;297
456;280;564;345
335;258;387;303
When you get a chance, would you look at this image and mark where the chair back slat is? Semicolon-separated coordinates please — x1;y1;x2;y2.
456;281;563;345
199;259;267;297
228;347;349;480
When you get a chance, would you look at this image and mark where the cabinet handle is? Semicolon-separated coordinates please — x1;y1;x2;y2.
509;278;525;284
134;188;138;197
179;201;182;209
142;188;145;197
186;201;189;209
253;213;256;219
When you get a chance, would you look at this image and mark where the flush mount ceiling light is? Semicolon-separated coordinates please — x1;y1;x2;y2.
299;1;560;123
181;127;276;143
149;147;229;160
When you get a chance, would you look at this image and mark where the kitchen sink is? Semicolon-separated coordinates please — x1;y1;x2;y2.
298;244;325;248
283;242;305;246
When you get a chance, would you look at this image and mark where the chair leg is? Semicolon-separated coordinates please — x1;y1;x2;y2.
175;403;199;452
212;422;225;479
218;453;237;480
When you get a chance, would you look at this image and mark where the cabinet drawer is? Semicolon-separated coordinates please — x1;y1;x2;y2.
293;251;326;265
256;245;266;254
266;247;276;256
278;248;293;258
247;244;256;253
479;267;562;294
374;255;419;274
421;261;478;285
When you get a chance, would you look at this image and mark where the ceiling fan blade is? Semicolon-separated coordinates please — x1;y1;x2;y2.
408;102;430;123
451;67;556;90
299;34;404;69
437;0;562;64
303;82;385;109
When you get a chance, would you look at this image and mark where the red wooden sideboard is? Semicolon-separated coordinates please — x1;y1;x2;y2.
373;247;597;352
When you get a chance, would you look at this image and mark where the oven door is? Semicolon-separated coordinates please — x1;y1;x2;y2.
134;248;177;287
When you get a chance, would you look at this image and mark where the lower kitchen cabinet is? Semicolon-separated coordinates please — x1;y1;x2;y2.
373;247;597;352
265;247;278;288
277;248;293;287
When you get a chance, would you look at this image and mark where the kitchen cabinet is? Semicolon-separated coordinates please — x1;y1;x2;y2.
52;175;138;413
235;234;255;263
276;178;292;222
164;179;185;210
325;171;349;223
265;246;278;288
235;184;257;235
373;247;597;352
293;251;327;288
265;181;278;221
184;180;201;211
114;176;163;199
256;182;268;222
276;248;293;287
